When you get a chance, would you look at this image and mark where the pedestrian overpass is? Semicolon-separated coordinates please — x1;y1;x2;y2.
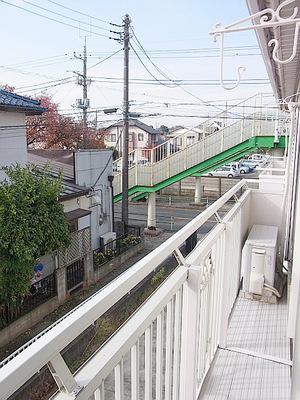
113;93;288;203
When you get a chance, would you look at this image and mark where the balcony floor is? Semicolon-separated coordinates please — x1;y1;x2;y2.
200;295;291;399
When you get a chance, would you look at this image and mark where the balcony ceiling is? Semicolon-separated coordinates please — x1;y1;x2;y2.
247;0;300;103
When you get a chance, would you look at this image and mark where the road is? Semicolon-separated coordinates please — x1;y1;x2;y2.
114;202;217;235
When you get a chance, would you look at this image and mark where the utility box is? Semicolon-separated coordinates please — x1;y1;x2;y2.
241;224;278;301
100;231;116;250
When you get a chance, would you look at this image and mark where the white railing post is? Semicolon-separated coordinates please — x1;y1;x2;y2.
219;221;232;348
131;340;139;400
179;265;202;400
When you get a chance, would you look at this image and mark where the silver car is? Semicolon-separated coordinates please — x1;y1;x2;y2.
205;166;239;178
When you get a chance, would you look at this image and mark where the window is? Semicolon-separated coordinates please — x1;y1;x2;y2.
175;137;182;146
138;133;144;141
187;135;195;145
109;134;116;142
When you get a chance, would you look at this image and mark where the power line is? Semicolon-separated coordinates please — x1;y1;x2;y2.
46;0;121;27
16;77;75;93
20;0;113;33
128;30;228;113
0;0;116;39
130;44;177;89
7;53;73;69
0;64;62;80
90;76;270;85
88;49;123;70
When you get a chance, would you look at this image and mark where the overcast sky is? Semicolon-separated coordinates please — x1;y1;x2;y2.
0;0;272;128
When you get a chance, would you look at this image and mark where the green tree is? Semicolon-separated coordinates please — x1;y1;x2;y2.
159;125;169;133
0;164;71;304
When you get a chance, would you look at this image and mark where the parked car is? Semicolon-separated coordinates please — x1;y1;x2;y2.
247;153;269;162
240;162;254;173
205;166;239;178
226;162;252;174
238;158;260;169
245;154;269;167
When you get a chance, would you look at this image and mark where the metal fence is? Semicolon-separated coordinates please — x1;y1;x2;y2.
66;259;84;291
0;273;56;328
93;227;142;270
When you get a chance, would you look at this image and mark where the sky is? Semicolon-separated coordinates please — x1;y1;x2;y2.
0;0;272;129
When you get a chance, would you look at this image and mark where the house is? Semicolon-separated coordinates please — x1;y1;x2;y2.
28;148;115;252
0;90;46;181
165;125;203;150
104;118;161;157
0;91;115;346
165;122;220;151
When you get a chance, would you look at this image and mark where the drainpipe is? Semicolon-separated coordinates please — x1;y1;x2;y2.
108;175;115;232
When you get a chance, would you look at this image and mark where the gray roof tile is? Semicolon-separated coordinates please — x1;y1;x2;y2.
0;90;46;115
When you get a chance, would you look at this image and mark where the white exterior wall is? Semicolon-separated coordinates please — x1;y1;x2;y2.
74;149;114;251
248;190;284;252
105;125;152;155
105;125;123;155
0;112;27;181
249;190;283;228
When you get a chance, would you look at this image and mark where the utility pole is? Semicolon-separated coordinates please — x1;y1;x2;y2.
121;14;131;233
74;37;90;147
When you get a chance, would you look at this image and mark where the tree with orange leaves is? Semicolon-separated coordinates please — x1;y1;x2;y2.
25;92;105;149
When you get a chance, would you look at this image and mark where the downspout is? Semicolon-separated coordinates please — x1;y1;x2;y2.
108;175;115;232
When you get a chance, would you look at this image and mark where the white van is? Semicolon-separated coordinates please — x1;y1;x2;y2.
247;154;269;163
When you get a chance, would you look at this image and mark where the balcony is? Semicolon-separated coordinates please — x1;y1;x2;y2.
0;171;292;399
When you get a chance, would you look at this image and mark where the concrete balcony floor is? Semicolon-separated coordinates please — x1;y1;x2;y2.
200;295;291;399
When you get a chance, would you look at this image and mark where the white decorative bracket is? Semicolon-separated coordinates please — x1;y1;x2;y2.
210;0;300;90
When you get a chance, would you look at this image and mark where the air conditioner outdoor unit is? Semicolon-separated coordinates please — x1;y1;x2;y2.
241;224;278;300
100;232;116;249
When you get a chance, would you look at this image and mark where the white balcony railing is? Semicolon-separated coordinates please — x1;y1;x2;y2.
0;179;284;399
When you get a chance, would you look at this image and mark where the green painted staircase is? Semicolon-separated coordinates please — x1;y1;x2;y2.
112;94;288;202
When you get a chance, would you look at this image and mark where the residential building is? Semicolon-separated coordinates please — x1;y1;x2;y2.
165;123;220;151
0;93;116;347
28;148;114;252
0;90;46;181
104;118;161;159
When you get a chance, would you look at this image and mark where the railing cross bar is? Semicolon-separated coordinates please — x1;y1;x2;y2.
173;248;189;267
214;212;222;223
47;353;82;396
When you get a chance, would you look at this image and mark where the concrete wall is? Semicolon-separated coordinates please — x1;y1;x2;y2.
0;240;143;348
0;297;60;349
160;176;241;199
93;241;144;283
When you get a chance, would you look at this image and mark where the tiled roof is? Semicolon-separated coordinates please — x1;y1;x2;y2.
0;90;47;115
27;151;89;200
